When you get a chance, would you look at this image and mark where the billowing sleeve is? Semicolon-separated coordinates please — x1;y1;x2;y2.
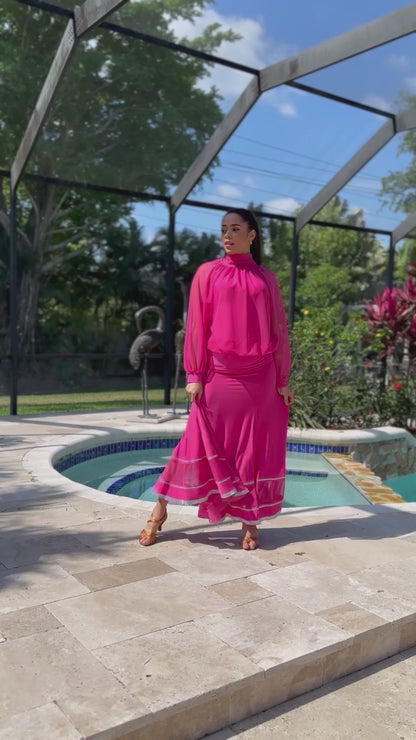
184;262;212;383
268;271;291;388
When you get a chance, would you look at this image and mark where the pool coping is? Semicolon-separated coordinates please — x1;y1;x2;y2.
323;453;406;506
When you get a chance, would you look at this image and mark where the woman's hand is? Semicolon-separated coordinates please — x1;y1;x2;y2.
278;386;294;406
186;382;203;402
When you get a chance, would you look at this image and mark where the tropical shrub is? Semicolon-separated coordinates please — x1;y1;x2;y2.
288;307;363;428
288;268;416;430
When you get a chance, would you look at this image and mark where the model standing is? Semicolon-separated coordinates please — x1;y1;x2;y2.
139;208;293;550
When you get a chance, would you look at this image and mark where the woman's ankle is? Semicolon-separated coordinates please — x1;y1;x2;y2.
153;500;167;517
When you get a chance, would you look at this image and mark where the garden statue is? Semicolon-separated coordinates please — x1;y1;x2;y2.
129;305;165;417
155;277;191;423
172;277;190;416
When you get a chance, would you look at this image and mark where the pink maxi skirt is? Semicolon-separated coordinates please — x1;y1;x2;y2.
153;353;289;524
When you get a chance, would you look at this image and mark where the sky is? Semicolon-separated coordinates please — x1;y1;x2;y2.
133;0;416;245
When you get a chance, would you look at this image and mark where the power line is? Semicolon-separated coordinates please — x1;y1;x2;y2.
219;161;383;198
232;134;393;181
225;147;383;182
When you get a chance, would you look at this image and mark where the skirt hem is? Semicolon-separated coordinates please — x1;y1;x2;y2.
153;490;284;524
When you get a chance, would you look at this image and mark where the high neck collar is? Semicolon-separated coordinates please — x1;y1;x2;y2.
223;252;254;265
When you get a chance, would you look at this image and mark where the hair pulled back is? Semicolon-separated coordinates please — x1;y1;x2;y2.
224;208;262;265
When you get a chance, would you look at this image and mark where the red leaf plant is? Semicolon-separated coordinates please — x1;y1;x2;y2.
362;265;416;366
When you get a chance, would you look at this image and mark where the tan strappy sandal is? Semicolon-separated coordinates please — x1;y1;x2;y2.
138;511;168;546
241;528;259;551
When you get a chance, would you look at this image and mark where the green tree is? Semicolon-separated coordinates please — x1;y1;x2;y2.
37;221;221;357
144;226;222;326
36;216;152;355
381;92;416;283
381;92;416;214
296;197;386;313
262;218;293;305
0;0;235;357
258;198;385;313
395;239;416;283
289;306;363;428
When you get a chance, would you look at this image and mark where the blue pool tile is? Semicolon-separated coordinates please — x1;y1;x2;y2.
56;436;351;478
287;469;327;478
107;466;164;494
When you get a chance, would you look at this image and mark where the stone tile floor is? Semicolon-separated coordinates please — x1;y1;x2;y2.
0;408;415;739
206;647;416;739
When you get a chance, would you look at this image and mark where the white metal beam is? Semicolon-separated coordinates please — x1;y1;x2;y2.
296;107;416;234
395;107;416;132
170;76;260;213
74;0;128;38
11;20;76;192
10;0;128;191
261;4;416;92
295;120;395;234
392;213;416;246
171;4;416;213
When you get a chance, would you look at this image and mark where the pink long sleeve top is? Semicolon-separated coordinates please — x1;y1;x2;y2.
184;252;291;387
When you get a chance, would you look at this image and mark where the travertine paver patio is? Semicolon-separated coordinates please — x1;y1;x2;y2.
0;408;416;739
205;647;416;738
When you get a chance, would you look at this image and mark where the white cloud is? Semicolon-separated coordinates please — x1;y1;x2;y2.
192;66;252;101
242;175;256;187
404;76;416;93
274;101;297;118
169;9;297;100
264;197;300;214
262;88;298;118
217;184;243;199
361;94;393;112
388;54;409;69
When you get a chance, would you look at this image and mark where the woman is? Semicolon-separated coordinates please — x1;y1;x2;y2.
139;208;294;550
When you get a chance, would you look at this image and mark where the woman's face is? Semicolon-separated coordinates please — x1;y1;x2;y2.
221;213;255;255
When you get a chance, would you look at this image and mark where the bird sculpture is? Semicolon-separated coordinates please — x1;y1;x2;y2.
129;305;165;416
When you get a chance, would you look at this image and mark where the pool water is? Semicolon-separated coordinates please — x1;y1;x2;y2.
59;444;369;508
383;473;416;503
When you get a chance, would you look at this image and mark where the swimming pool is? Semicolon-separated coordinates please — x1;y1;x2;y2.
55;436;370;508
383;473;416;503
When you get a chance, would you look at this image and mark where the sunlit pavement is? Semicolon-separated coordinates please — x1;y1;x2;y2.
1;408;416;739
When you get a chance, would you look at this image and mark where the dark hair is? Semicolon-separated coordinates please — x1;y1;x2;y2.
224;208;262;265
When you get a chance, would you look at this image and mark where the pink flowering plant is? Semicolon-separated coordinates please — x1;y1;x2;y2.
361;265;416;368
358;265;416;429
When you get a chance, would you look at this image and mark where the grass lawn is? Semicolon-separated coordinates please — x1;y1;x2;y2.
0;388;188;415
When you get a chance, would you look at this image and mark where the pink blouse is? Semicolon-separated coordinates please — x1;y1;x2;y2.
184;253;290;388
